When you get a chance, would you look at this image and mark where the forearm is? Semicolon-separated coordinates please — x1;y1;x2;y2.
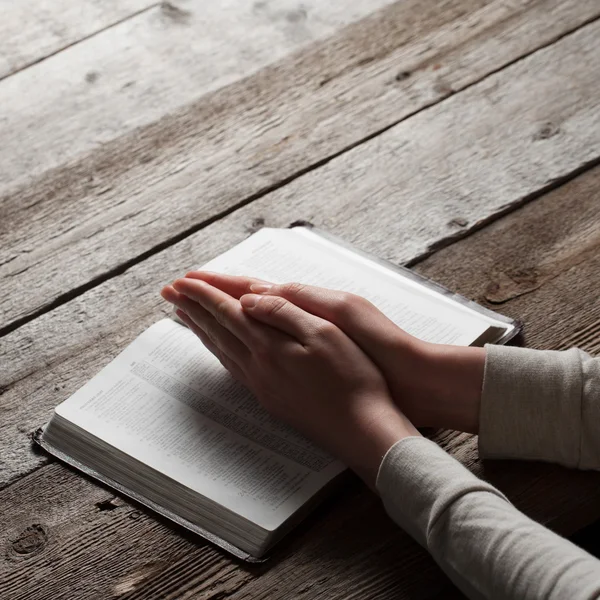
378;438;600;600
479;345;600;468
417;343;600;469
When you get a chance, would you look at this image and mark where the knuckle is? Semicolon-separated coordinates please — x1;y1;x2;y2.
203;324;218;346
333;292;354;317
214;299;232;326
334;292;366;318
289;342;312;362
313;320;338;339
281;281;305;297
264;296;287;317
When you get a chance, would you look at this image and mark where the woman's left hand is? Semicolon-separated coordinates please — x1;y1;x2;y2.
161;277;419;488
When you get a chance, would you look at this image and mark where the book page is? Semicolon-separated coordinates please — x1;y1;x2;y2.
200;228;491;345
294;227;509;330
57;319;343;530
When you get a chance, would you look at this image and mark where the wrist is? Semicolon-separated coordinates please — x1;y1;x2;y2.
349;401;420;490
419;343;486;433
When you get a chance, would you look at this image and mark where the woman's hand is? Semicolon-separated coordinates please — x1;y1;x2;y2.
161;277;419;488
181;272;486;433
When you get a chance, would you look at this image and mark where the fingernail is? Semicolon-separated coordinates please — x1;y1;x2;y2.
250;283;273;294
160;285;176;301
241;294;260;309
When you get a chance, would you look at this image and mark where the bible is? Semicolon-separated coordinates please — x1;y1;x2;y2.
36;226;520;561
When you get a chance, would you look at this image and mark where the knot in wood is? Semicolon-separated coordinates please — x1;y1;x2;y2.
246;217;266;234
485;268;539;304
160;2;192;24
9;524;48;558
533;122;560;141
286;7;308;23
448;217;468;228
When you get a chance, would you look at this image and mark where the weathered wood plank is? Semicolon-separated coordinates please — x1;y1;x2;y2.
2;165;600;600
415;169;600;359
2;20;600;486
0;0;155;80
0;0;398;189
2;0;599;329
0;463;250;600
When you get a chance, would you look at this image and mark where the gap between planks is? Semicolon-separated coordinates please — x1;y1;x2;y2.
4;148;600;346
2;6;600;338
0;0;157;80
2;14;600;402
405;153;600;268
4;2;598;330
0;3;161;83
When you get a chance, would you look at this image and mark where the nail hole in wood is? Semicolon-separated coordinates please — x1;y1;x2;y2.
160;2;192;24
395;71;411;82
96;498;120;512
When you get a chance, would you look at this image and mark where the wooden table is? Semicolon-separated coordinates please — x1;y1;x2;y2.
1;1;600;597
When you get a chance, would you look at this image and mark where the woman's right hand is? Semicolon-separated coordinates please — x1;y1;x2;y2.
184;273;486;433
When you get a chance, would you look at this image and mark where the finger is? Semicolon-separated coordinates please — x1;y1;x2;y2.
249;282;399;349
184;272;272;300
240;293;338;344
162;285;249;364
161;283;181;305
176;309;248;385
173;278;263;348
169;281;298;361
175;308;221;356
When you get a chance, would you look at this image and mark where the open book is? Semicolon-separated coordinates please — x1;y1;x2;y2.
36;226;519;561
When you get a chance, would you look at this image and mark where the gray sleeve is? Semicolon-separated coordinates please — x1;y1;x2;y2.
479;345;600;469
377;437;600;600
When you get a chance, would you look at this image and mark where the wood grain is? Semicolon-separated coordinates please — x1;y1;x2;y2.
0;0;155;80
0;463;249;600
3;18;600;487
2;166;600;600
2;0;599;329
414;164;600;358
0;0;398;190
